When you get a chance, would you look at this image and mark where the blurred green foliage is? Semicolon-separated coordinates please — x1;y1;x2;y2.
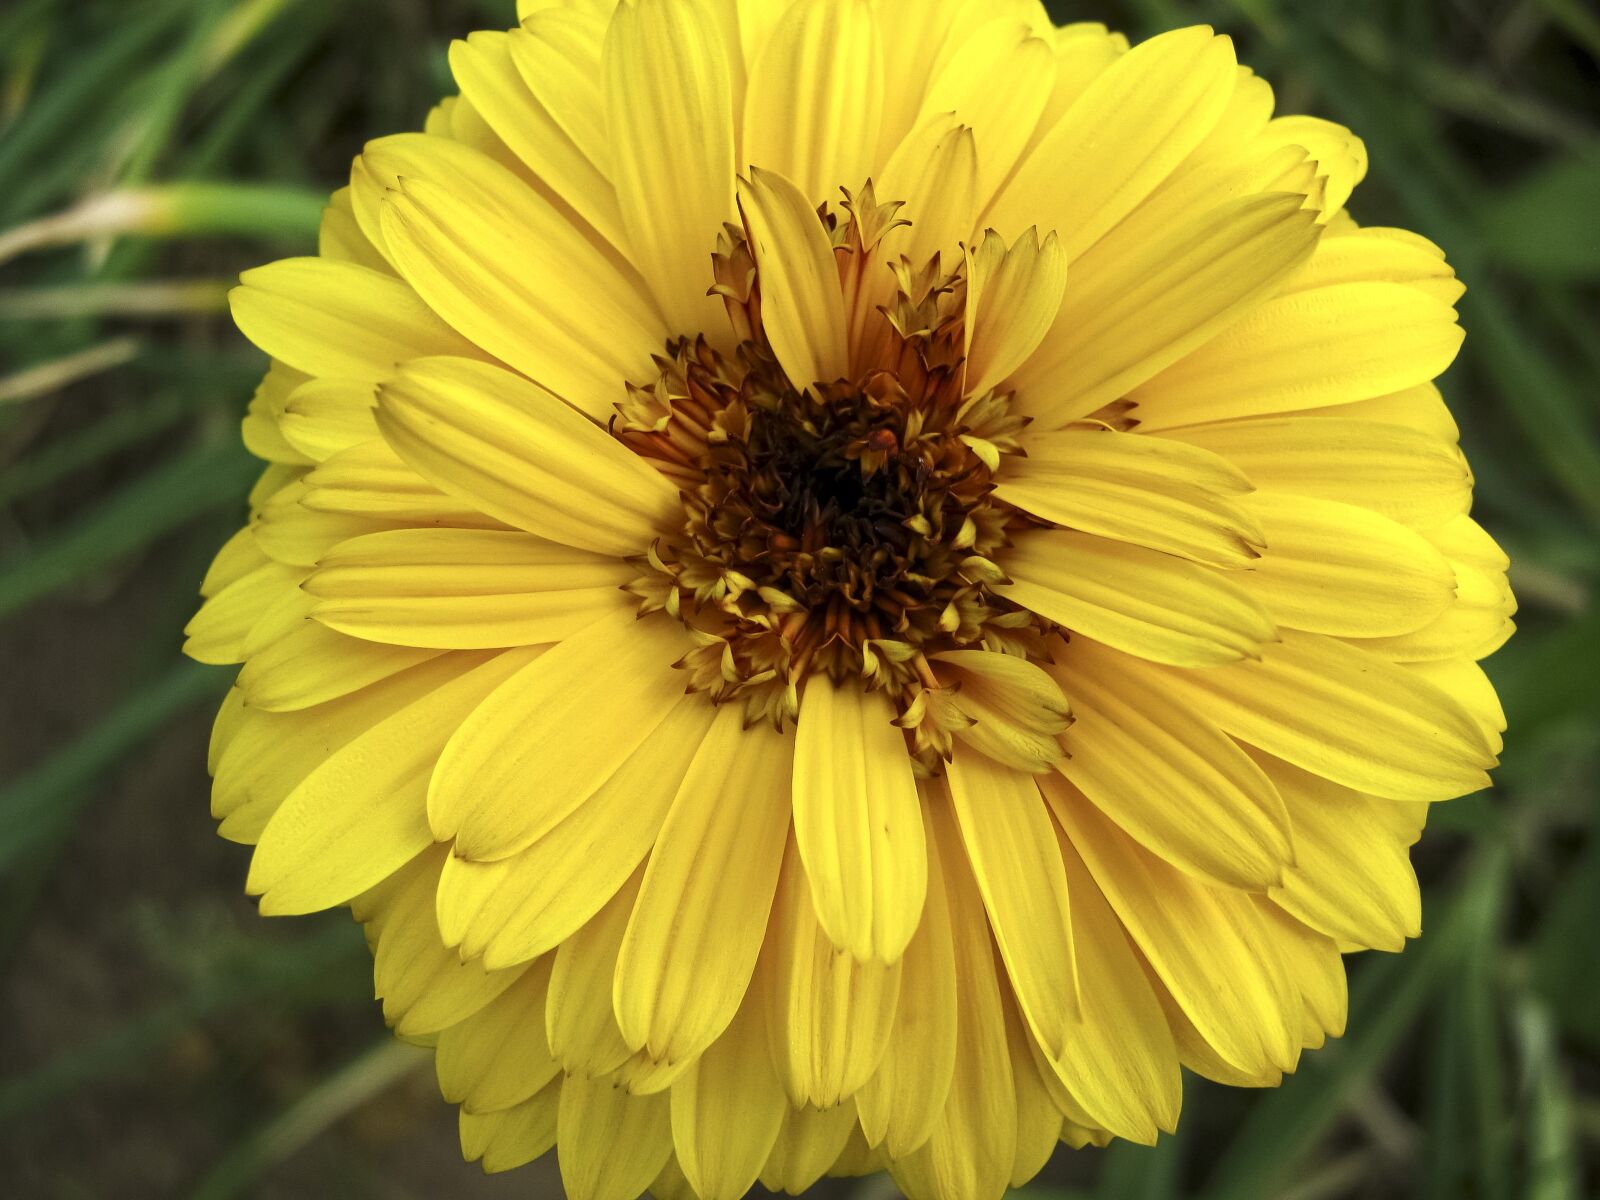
0;0;1595;1197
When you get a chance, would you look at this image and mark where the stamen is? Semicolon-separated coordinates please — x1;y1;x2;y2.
616;188;1055;748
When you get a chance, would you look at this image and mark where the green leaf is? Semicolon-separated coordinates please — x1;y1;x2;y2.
1516;999;1580;1200
1481;148;1600;281
1530;840;1600;1049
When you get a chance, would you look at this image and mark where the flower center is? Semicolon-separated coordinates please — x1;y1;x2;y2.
616;188;1056;748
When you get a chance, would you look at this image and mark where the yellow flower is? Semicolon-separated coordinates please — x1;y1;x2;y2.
185;1;1513;1196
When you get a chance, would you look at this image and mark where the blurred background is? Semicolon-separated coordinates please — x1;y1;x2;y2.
0;0;1595;1196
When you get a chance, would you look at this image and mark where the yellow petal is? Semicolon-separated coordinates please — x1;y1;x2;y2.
1352;516;1516;662
233;574;317;659
373;140;665;420
1036;811;1183;1143
212;655;470;838
792;678;927;962
1141;628;1497;801
518;0;616;20
1013;191;1320;427
1308;381;1461;443
451;30;627;250
376;357;679;558
248;462;301;513
1146;974;1280;1088
228;258;475;381
1048;780;1301;1076
436;957;561;1114
317;185;390;275
604;0;737;336
1164;416;1471;530
885;3;1057;133
1285;226;1464;306
242;373;311;467
236;621;441;713
852;115;977;371
933;650;1071;774
944;753;1080;1054
207;685;247;776
437;695;716;970
1053;637;1293;890
250;482;394;569
759;1103;859;1196
1241;492;1456;637
614;707;793;1066
854;802;958;1157
557;1074;674;1200
742;0;882;204
830;1123;890;1180
183;560;301;665
1060;1121;1115;1150
874;116;979;268
963;227;1067;397
1406;657;1506;754
458;1077;561;1172
919;18;1056;210
649;1155;698;1200
997;429;1265;567
200;524;268;600
364;847;525;1036
766;840;902;1108
1255;752;1424;952
298;438;499;528
278;377;379;463
987;26;1237;258
736;166;849;390
1430;512;1510;575
304;527;634;650
1132;282;1464;430
872;0;982;159
546;867;641;1081
1260;897;1348;1051
1254;114;1367;213
247;647;537;915
1059;139;1316;305
511;10;613;181
893;797;1017;1200
1186;62;1275;161
1000;529;1276;666
669;994;788;1200
1022;24;1127;158
1003;993;1064;1187
439;90;525;170
429;608;691;860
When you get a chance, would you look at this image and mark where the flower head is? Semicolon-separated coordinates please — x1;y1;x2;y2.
186;0;1512;1196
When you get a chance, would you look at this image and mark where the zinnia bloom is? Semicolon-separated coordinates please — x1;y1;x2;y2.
185;0;1513;1196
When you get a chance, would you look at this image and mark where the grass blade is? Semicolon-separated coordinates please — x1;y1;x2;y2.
0;436;255;620
0;920;370;1124
187;1037;430;1200
1197;848;1509;1200
0;659;226;877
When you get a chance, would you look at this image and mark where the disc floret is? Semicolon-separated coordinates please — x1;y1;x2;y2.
618;191;1053;747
